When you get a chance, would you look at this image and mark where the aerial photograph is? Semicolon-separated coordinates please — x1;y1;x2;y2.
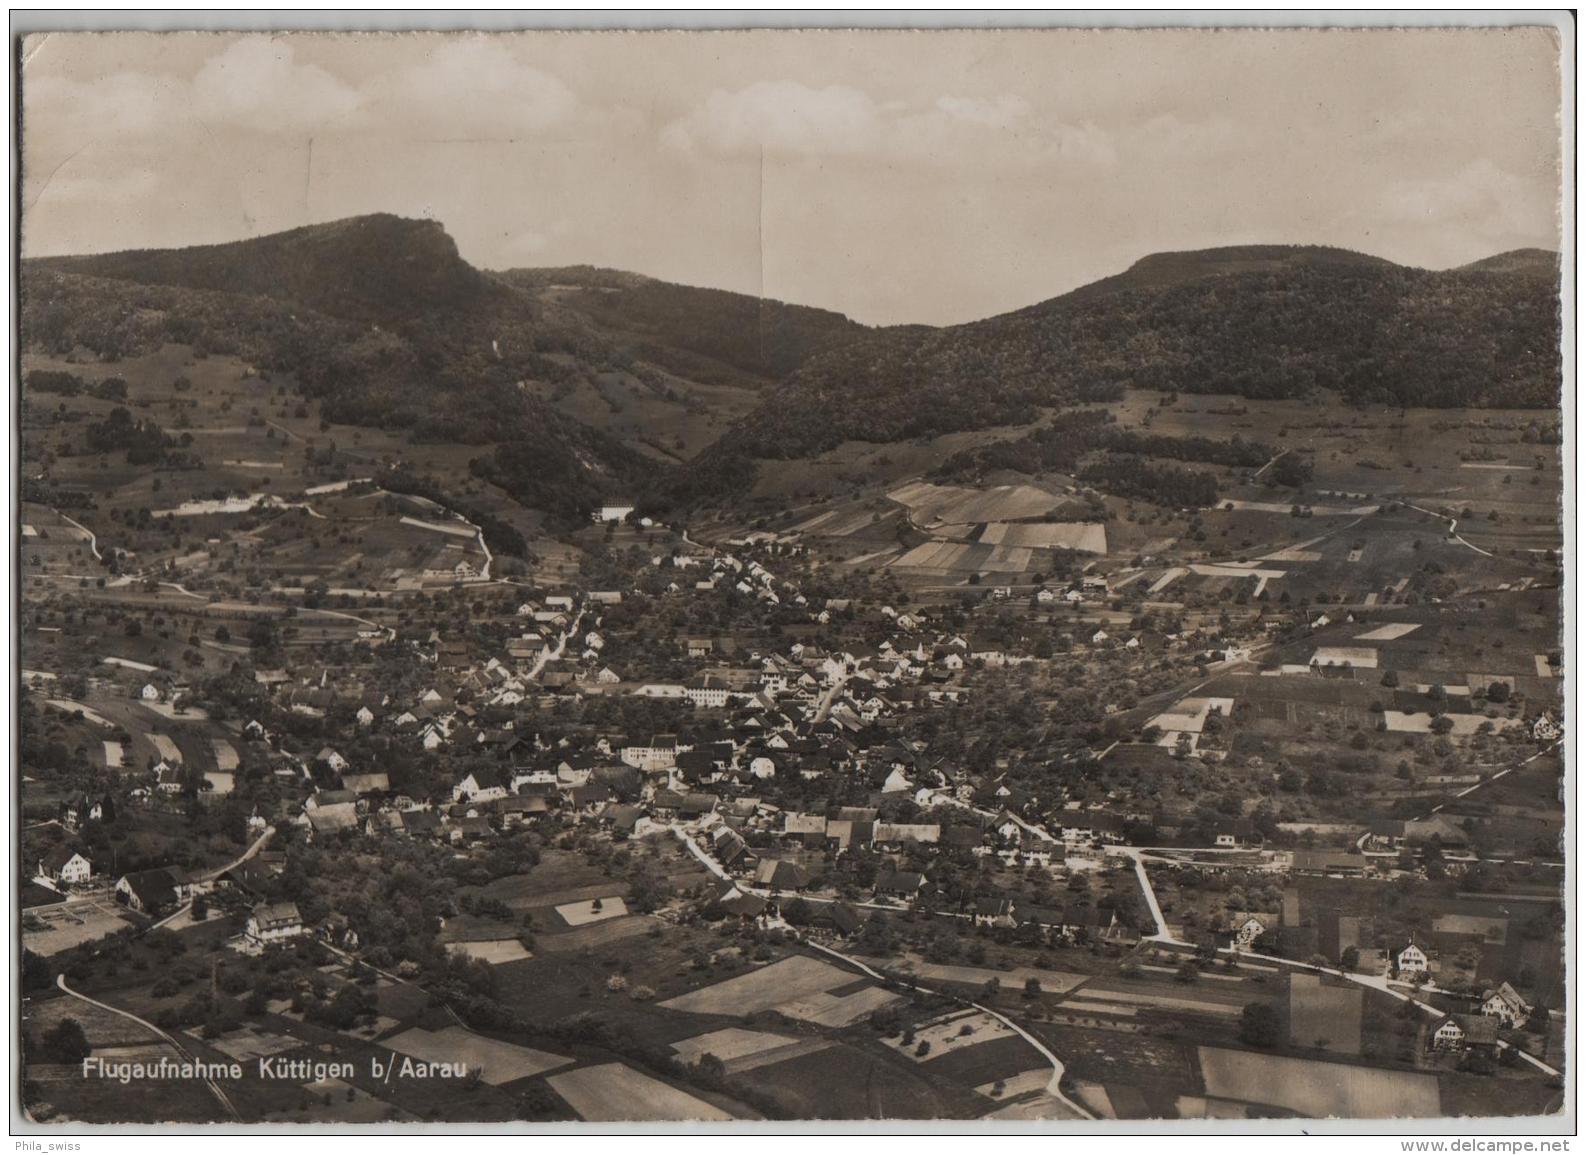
12;20;1570;1135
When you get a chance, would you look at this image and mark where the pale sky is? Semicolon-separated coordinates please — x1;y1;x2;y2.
20;28;1564;326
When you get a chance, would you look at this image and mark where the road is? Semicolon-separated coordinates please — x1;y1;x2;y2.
529;608;585;681
149;825;277;932
803;940;1094;1120
56;973;242;1120
1109;847;1561;1079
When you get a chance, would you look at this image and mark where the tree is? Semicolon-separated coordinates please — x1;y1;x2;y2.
41;1019;90;1064
1238;1001;1282;1048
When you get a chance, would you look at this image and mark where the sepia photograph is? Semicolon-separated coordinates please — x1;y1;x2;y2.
10;13;1573;1137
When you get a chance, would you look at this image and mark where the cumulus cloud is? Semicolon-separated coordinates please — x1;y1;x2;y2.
26;37;581;144
662;80;1113;167
359;39;579;139
1382;158;1544;236
191;39;362;132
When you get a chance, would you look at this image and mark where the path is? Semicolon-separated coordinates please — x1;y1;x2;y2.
528;608;585;681
1416;741;1559;820
58;511;103;562
1403;502;1496;559
56;974;242;1120
804;940;1094;1120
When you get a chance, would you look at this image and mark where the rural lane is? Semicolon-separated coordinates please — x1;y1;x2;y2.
55;974;242;1120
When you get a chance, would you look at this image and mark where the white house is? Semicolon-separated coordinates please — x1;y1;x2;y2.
246;901;305;948
452;768;508;803
38;847;93;886
1396;940;1430;975
140;683;161;701
1480;982;1533;1028
595;503;635;523
355;706;375;727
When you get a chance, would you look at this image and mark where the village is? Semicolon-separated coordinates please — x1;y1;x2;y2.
20;471;1567;1124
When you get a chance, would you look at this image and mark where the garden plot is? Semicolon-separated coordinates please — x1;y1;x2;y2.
774;984;902;1028
46;699;114;728
659;954;862;1017
1354;623;1421;642
149;734;184;763
978;522;1107;555
382;1026;569;1086
1146;697;1235;735
23;898;139;955
24;994;162;1048
669;1027;832;1073
976;1068;1052;1100
1310;646;1379;670
445;939;533;965
1197;1047;1439;1118
548;1063;733;1122
553;896;628;926
1382;712;1514;736
206;1026;305;1063
671;1028;797;1066
204;772;235;794
888;481;1063;526
211;738;239;770
1149;567;1187;594
102;741;124;769
883;1010;1013;1063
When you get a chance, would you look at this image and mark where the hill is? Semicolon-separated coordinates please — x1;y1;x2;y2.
21;217;655;524
715;245;1562;461
1458;248;1561;277
502;265;874;387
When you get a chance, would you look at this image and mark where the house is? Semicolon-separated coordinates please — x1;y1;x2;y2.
303;802;360;840
875;869;924;897
315;747;350;773
246;901;305;948
595;502;635;523
1430;1013;1500;1053
1480;982;1533;1028
140;683;162;701
1396;940;1430;976
718;887;769;921
452;767;508;803
753;859;810;892
340;771;390;797
115;868;179;914
59;793;106;831
38;847;93;886
355;706;375;727
1228;912;1275;950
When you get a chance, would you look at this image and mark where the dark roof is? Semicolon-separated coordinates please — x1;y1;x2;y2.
119;868;178;909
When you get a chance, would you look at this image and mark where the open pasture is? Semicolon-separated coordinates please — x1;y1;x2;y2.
1197;1047;1440;1118
382;1026;569;1086
658;954;880;1019
888;480;1064;526
546;1062;734;1122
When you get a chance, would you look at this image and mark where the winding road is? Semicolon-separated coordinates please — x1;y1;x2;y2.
55;974;242;1120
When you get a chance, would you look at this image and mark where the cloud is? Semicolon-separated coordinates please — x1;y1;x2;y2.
360;39;579;139
191;39;362;132
26;37;581;144
662;80;1113;168
662;81;883;157
1381;159;1543;236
